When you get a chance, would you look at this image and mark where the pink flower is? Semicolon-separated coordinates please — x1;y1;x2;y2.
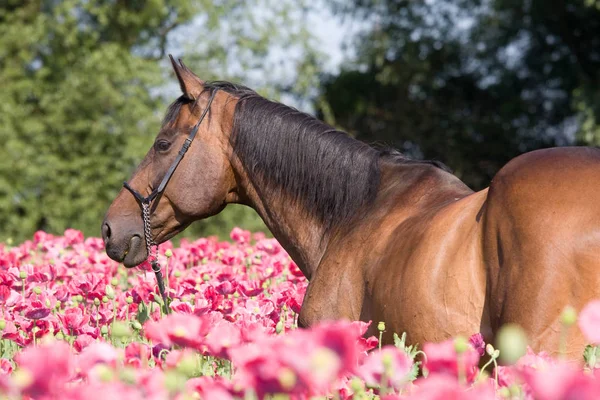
125;342;151;368
16;341;73;398
73;334;95;353
230;227;251;244
204;320;242;358
0;359;13;375
144;312;212;349
579;299;600;344
519;362;600;400
406;374;495;399
423;338;480;383
357;345;413;391
64;228;84;245
186;376;236;400
24;300;51;321
469;333;486;357
59;307;90;335
77;342;118;375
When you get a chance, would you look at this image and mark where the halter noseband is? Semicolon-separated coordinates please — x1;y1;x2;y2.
122;89;219;313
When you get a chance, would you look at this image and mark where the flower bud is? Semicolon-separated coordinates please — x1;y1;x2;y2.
496;323;528;365
105;285;115;300
454;336;469;354
126;296;133;304
110;277;119;287
176;354;197;378
94;364;114;382
132;321;142;330
377;321;386;332
153;293;164;305
486;344;495;356
101;325;109;335
19;270;27;279
174;270;181;278
102;296;109;304
0;320;6;330
560;305;577;327
276;320;284;334
165;249;173;258
164;371;186;394
111;321;132;338
119;367;137;385
94;298;100;306
277;368;297;390
33;286;42;295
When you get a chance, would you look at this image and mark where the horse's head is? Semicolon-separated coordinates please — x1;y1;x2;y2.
102;56;239;267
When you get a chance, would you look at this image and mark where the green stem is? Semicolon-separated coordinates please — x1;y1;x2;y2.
477;355;496;383
165;258;170;297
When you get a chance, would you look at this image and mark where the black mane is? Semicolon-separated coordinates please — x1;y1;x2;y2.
164;81;450;232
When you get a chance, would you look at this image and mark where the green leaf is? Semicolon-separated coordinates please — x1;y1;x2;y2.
137;300;150;325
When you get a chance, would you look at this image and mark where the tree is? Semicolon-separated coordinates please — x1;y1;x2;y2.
0;0;323;243
321;0;600;190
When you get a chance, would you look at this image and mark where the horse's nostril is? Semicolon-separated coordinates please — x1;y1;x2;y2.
102;222;111;242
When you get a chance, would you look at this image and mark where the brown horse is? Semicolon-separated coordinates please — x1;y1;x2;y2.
102;57;600;361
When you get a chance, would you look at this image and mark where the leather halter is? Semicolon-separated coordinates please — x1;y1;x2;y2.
122;89;219;313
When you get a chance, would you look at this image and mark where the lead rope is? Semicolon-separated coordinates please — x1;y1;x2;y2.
142;201;170;314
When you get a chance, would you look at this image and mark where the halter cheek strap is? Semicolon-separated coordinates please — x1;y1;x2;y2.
122;89;219;313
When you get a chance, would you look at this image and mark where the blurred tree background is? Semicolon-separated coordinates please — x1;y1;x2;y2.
1;0;599;244
321;0;600;189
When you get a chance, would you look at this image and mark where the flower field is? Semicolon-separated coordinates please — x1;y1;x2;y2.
1;228;600;399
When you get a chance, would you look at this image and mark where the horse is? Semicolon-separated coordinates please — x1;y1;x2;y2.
102;55;600;361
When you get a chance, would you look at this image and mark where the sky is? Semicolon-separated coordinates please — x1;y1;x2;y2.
162;3;360;112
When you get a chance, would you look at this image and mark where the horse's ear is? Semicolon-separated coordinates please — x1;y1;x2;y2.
168;54;204;101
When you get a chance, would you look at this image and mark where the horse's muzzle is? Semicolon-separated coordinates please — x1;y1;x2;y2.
102;220;147;267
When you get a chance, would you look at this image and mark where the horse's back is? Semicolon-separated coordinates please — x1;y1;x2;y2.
483;146;600;359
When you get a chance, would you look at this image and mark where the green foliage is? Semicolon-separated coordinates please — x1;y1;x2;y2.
0;1;322;243
393;332;422;381
583;344;599;369
322;0;600;190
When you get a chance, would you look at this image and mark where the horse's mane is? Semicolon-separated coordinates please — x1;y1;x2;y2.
163;81;450;231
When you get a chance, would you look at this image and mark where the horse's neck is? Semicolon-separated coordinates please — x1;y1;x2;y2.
231;158;327;280
232;155;471;281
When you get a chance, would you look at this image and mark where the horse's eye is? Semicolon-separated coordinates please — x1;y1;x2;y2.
155;140;171;152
